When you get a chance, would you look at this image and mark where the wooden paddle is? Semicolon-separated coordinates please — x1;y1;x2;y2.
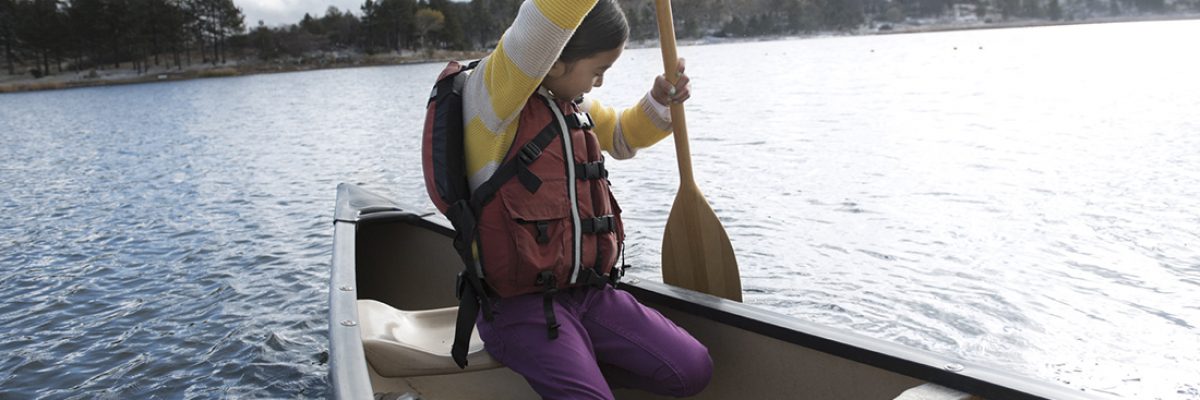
654;0;742;302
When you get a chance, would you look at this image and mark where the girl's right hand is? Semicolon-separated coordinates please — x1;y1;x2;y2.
651;58;690;105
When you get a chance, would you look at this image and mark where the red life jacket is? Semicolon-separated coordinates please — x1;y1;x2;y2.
421;61;627;367
475;90;625;298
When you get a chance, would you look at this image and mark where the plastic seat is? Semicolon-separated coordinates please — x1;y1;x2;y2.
357;299;501;377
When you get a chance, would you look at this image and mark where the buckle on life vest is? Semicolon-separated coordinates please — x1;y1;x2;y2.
565;112;594;130
580;215;615;234
518;142;543;165
515;142;544;193
575;161;607;180
609;264;628;286
534;221;550;244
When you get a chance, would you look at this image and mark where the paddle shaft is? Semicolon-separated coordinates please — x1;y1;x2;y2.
654;0;694;186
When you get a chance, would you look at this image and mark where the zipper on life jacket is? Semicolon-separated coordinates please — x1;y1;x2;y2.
540;92;584;285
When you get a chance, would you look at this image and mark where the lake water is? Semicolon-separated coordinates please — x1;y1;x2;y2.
2;19;1198;399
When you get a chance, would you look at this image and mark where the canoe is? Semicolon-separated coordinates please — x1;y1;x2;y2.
329;183;1101;400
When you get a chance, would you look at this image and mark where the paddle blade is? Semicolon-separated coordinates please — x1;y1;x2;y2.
662;185;742;302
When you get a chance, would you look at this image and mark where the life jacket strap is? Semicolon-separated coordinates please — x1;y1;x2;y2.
447;199;492;369
451;270;483;369
471;122;560;204
446;200;489;315
536;271;560;340
611;240;629;287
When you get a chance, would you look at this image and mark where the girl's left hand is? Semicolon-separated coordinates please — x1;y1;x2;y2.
651;58;690;105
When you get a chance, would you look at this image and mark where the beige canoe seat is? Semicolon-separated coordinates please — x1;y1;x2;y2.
894;383;978;400
357;299;502;377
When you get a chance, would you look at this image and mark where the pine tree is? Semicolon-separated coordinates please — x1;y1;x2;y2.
414;7;443;50
0;0;16;75
1048;0;1062;20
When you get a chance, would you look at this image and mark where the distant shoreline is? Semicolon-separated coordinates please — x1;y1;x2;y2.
0;49;488;94
870;13;1200;35
2;15;1196;95
647;14;1200;46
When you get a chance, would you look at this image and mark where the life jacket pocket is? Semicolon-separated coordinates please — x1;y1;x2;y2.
498;178;571;289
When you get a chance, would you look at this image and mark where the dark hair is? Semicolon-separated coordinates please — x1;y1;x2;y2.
559;0;629;62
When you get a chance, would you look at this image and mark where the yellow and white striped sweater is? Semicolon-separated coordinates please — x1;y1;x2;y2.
463;0;673;190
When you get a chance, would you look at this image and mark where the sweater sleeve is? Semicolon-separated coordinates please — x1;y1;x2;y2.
462;0;600;190
582;92;674;160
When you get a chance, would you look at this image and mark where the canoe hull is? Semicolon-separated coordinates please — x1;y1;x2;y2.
330;183;1098;400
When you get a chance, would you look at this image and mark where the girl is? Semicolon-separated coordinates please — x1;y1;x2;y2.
462;0;711;398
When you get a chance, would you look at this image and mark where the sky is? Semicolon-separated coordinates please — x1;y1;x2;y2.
238;0;365;27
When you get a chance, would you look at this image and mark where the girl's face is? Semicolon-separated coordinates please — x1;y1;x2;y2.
543;45;624;101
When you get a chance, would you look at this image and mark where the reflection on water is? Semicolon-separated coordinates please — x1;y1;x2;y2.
1;20;1198;399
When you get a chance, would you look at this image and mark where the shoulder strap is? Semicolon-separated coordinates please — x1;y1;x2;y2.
468;122;560;210
467;95;565;209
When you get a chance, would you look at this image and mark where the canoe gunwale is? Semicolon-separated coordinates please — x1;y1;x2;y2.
622;280;1096;400
330;219;374;400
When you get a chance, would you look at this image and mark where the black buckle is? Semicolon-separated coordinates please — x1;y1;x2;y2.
575;161;607;180
580;216;614;233
608;264;628;286
566;112;594;129
536;270;556;289
535;221;550;244
518;142;542;165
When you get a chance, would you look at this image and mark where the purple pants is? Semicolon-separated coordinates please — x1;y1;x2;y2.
476;285;712;399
